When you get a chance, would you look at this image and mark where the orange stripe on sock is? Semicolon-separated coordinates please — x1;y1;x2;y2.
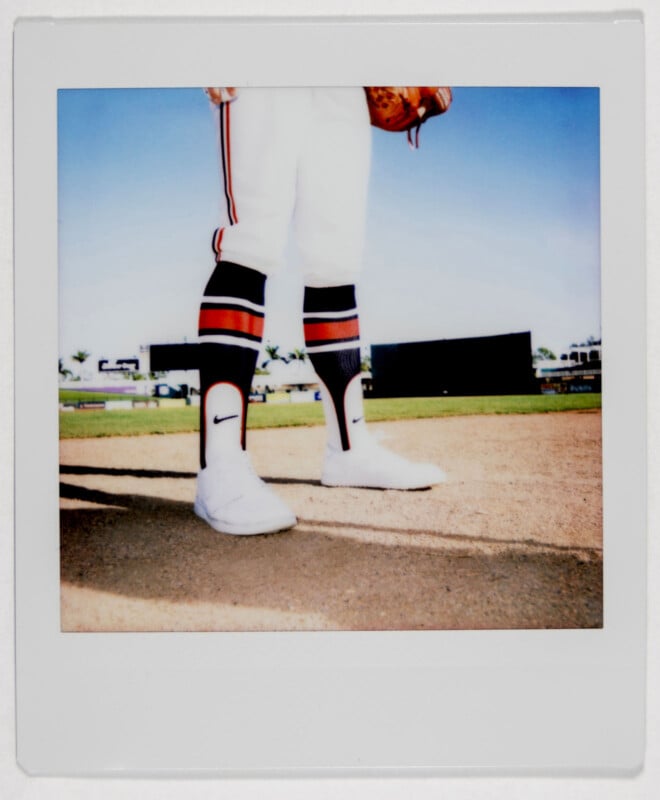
199;308;264;337
304;318;360;344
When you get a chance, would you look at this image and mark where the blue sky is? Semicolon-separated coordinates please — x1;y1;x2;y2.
58;86;600;368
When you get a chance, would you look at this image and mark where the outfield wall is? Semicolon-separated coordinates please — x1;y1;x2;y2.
371;331;538;398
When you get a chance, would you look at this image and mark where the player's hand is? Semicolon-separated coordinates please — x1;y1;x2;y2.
205;87;238;104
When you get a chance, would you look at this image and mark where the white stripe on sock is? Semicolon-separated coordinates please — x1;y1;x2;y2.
202;296;265;314
303;308;357;320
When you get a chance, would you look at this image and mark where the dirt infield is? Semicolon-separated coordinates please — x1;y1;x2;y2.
59;411;602;631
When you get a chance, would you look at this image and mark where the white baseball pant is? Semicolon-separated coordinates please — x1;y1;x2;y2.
210;87;372;287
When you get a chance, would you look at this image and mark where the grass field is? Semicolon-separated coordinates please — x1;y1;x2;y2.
60;389;153;403
59;393;602;439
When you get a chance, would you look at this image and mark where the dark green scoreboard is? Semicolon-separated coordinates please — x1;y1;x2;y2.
370;331;537;398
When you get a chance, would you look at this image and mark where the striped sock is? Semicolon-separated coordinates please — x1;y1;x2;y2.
198;261;265;468
303;285;365;452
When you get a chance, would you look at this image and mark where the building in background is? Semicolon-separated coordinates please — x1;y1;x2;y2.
535;343;602;394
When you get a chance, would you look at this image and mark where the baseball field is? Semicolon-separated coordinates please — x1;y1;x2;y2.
59;395;602;632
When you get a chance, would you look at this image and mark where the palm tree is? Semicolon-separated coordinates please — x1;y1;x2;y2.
70;349;92;382
285;348;310;391
532;346;557;364
58;358;73;380
287;348;307;363
261;343;288;369
71;350;91;367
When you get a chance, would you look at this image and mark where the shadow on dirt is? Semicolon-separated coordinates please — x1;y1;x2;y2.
60;480;603;632
60;465;322;487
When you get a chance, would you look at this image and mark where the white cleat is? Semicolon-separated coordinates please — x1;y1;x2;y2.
194;451;297;535
321;440;447;490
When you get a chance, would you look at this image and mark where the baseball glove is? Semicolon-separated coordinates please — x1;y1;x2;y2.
364;86;453;148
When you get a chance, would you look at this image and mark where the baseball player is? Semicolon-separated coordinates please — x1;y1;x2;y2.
195;87;447;536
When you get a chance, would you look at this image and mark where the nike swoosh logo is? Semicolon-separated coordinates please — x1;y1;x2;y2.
213;414;239;424
352;416;363;424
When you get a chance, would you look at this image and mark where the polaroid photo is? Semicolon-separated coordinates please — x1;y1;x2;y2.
14;14;646;776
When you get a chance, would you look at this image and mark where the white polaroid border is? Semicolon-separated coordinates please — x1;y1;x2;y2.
14;15;645;776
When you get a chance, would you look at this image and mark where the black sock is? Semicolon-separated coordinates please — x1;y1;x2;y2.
303;285;363;451
198;261;265;468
